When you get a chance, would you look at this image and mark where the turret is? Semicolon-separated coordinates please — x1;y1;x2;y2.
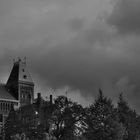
7;58;34;107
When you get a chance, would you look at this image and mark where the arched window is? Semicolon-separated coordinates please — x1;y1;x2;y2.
5;103;7;111
8;103;10;110
3;103;5;111
1;103;3;111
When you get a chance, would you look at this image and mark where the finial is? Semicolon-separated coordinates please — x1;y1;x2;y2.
18;57;21;62
13;59;15;63
24;57;27;65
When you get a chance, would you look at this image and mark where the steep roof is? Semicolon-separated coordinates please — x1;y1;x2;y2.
0;84;17;101
7;58;34;85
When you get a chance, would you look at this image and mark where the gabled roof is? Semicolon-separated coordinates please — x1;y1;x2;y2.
0;84;17;101
7;58;34;85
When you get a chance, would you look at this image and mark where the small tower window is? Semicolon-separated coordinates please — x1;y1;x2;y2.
23;75;27;79
22;69;25;72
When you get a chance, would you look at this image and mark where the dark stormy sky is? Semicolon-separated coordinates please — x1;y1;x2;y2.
0;0;140;111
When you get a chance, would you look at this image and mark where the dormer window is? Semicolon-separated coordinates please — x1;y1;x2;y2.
23;75;27;79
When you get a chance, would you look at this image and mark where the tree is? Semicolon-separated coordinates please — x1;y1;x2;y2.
4;106;22;140
84;89;125;140
51;96;84;140
117;93;140;140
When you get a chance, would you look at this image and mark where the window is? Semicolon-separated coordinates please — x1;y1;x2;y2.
35;111;38;115
0;114;3;122
6;104;7;111
0;103;2;110
3;103;5;111
23;75;27;79
8;104;10;110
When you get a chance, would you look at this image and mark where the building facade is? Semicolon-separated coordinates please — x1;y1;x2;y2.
0;58;34;133
16;93;54;135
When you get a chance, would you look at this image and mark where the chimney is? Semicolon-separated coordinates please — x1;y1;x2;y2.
37;93;42;107
50;95;52;104
37;93;41;99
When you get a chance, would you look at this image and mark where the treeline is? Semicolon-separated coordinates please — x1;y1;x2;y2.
4;89;140;140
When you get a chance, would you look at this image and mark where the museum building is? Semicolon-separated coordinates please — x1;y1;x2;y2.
0;58;34;132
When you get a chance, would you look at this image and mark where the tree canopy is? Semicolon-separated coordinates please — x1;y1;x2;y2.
4;91;140;140
84;89;125;140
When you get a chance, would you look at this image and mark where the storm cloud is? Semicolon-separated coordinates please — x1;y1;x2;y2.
108;0;140;34
1;0;140;110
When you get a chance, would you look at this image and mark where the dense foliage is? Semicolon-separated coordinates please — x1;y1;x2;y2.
51;96;84;140
84;90;125;140
4;106;22;140
4;90;140;140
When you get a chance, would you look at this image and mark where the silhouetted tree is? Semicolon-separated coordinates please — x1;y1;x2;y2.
84;89;125;140
4;106;22;140
51;96;84;140
117;93;140;140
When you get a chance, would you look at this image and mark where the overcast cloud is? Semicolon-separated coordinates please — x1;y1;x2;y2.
1;0;140;111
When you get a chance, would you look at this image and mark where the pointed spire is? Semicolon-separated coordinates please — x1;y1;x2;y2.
7;58;34;106
24;57;27;65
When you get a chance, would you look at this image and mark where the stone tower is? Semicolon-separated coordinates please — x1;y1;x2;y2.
6;58;34;107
